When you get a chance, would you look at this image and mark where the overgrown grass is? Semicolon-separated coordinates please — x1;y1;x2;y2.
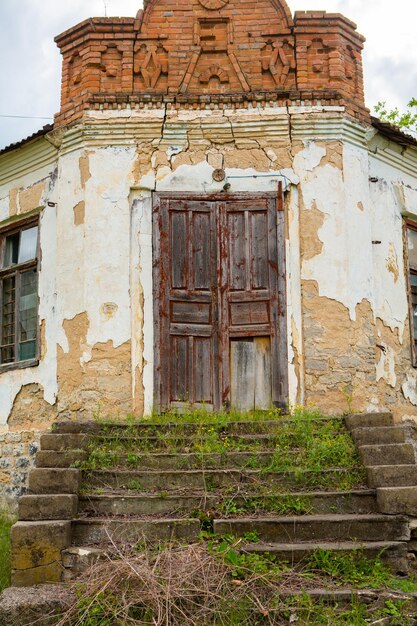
98;405;289;426
219;494;312;516
0;511;15;592
78;408;366;497
56;539;417;626
80;407;362;473
304;547;417;591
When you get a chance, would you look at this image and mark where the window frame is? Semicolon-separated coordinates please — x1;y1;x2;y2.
0;216;40;373
406;219;417;368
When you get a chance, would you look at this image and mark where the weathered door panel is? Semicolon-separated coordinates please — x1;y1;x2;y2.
154;193;287;413
230;337;272;411
222;198;282;409
154;197;219;411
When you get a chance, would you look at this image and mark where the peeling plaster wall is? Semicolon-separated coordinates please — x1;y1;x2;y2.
2;105;417;469
55;146;137;419
368;145;417;419
294;132;417;419
0;159;58;508
0;169;59;428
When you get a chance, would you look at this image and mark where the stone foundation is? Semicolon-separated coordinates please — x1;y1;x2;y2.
0;432;40;513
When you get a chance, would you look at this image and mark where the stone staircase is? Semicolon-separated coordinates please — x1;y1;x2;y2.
11;412;417;586
345;413;417;515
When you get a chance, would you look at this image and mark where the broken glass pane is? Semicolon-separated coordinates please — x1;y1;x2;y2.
19;270;37;361
18;227;38;264
4;233;19;267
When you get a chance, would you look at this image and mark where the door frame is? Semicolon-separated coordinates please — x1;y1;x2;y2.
152;191;289;412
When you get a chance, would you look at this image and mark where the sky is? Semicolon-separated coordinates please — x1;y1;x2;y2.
0;0;416;150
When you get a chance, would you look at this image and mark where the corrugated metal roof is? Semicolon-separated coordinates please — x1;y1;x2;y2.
0;124;54;157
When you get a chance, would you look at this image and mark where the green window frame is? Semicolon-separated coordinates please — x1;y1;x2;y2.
0;219;39;371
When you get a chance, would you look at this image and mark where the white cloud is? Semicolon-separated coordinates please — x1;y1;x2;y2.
0;0;416;149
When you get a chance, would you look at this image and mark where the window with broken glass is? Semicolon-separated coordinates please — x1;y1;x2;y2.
407;222;417;366
0;222;39;369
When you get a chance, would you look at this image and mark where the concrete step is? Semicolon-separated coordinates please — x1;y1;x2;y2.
213;514;410;543
83;432;318;452
29;469;81;495
52;417;339;435
78;450;285;471
242;540;408;573
11;521;72;586
19;495;78;521
62;546;106;580
367;465;417;488
78;490;377;517
344;412;393;430
40;426;351;457
72;518;200;545
81;467;365;493
61;540;408;583
42;422;349;455
277;587;417;609
76;449;360;471
351;426;405;446
359;443;415;467
36;450;87;468
377;486;417;515
40;433;89;451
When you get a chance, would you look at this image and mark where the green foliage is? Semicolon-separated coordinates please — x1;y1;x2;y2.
0;511;15;592
208;534;281;579
75;591;119;626
220;494;311;516
126;452;141;468
341;384;354;414
191;509;214;533
382;599;405;617
389;575;417;593
261;415;360;473
280;593;368;626
374;99;417;132
127;479;143;492
305;548;417;592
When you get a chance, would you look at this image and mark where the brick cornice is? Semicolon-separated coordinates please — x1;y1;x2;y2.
54;18;136;49
294;11;365;41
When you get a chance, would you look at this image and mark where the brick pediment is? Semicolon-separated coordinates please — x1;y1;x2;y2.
133;0;296;94
54;1;367;126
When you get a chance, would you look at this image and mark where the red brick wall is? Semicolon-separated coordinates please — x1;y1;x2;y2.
54;0;367;127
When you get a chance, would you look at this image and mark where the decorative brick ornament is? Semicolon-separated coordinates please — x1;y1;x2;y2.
198;0;229;9
134;43;169;89
199;65;230;84
261;40;295;87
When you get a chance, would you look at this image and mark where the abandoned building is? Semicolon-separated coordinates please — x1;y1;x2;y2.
2;0;417;591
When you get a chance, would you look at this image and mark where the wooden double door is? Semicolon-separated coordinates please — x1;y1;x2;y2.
153;193;287;412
